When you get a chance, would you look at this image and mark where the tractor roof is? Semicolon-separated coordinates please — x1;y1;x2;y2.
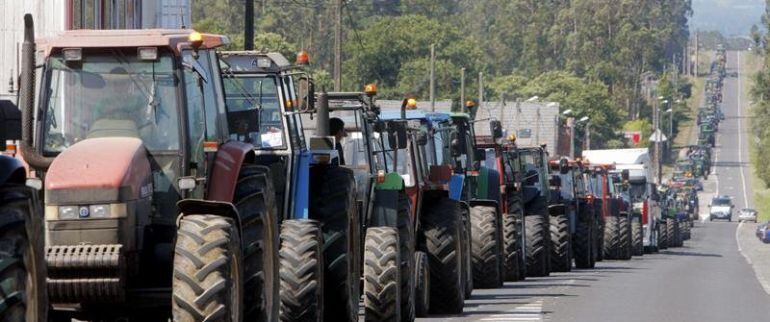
39;29;228;57
379;109;428;121
450;112;471;119
219;51;298;73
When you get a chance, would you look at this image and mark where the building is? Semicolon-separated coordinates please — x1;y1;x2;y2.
0;0;191;102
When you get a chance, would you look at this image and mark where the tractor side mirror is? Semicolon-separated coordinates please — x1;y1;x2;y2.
450;132;464;157
297;76;315;112
490;120;504;139
559;158;569;175
387;121;407;149
0;100;21;151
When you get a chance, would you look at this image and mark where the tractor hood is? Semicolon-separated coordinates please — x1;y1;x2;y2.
45;137;152;204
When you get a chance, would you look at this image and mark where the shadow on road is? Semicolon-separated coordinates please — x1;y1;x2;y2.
662;250;723;257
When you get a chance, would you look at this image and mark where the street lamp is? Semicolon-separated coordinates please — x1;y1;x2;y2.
569;116;590;159
526;96;540;102
562;109;573;116
666;108;674;145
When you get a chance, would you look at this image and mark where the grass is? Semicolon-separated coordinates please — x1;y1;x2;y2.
744;51;770;221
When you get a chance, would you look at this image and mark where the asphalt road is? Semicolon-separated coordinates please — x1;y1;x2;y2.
417;51;770;322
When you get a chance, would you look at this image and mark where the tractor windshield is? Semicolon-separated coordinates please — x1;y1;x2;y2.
42;51;180;153
222;75;286;149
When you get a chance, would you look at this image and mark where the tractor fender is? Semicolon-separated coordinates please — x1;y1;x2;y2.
370;189;402;228
548;203;567;216
176;199;242;231
469;199;500;215
207;141;255;203
0;155;26;186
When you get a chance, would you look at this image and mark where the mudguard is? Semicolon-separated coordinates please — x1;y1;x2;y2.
0;155;26;186
176;199;241;230
548;203;567;216
207;141;255;202
370;189;400;227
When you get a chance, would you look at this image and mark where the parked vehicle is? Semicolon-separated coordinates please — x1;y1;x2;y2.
756;222;770;243
739;208;758;223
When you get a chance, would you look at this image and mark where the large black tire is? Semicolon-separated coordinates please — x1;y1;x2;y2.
396;193;415;322
235;165;280;321
279;220;324;322
618;215;632;260
659;220;669;250
595;219;604;262
602;216;620;260
525;215;550;277
419;198;464;314
667;218;682;248
363;227;401;322
310;166;360;322
173;215;242;322
471;205;503;288
632;217;643;256
503;193;523;281
573;206;594;269
549;214;572;272
460;207;473;299
672;219;684;247
0;185;46;322
413;252;430;317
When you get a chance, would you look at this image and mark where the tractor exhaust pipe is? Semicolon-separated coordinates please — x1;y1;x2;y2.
20;14;53;170
315;91;329;137
400;98;407;119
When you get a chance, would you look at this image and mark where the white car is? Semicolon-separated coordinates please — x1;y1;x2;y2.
709;196;734;221
739;208;758;223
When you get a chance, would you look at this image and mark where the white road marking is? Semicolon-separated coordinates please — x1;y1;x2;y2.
737;221;750;264
480;301;543;322
737;51;751;209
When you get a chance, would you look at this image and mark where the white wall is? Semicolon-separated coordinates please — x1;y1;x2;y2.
143;0;191;29
0;0;66;102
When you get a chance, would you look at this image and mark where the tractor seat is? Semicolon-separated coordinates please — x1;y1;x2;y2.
87;119;140;139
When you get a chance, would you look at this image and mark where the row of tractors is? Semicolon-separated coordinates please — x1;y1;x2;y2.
0;18;707;322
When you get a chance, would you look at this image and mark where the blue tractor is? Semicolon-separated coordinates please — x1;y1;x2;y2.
0;99;46;321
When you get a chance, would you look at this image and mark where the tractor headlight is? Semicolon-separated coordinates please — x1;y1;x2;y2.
55;203;127;219
58;206;78;220
89;204;111;218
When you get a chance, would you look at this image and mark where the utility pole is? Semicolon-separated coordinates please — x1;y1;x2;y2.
568;117;576;159
585;121;590;151
478;72;484;112
460;67;466;111
333;0;342;91
653;98;661;184
244;0;254;50
430;43;435;111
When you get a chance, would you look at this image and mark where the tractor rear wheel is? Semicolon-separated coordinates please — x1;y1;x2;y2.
0;185;46;322
667;218;682;248
235;165;279;321
632;217;643;256
573;206;594;269
420;198;464;314
471;205;503;288
549;214;572;272
413;251;430;317
503;192;523;281
311;167;360;322
525;215;550;277
460;207;473;299
396;193;415;322
279;220;324;322
173;215;242;322
618;215;632;260
602;216;620;260
659;220;669;250
363;227;401;322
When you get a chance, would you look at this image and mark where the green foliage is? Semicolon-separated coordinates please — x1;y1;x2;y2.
623;119;653;147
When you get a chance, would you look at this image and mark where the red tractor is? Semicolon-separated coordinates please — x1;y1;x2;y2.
18;16;280;321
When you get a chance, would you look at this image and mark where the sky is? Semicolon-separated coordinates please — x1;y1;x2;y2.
689;0;765;36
